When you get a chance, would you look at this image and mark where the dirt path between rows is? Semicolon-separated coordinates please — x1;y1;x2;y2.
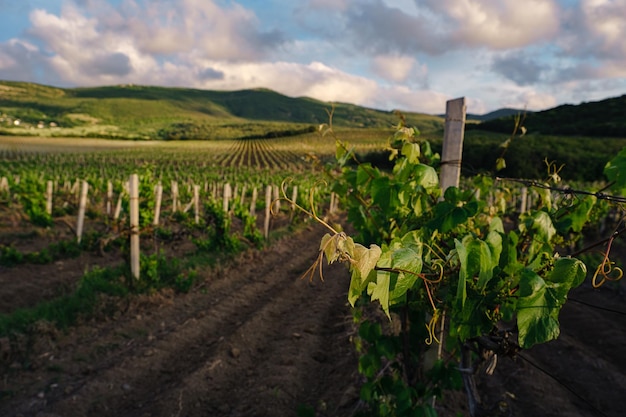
2;221;626;417
1;222;360;417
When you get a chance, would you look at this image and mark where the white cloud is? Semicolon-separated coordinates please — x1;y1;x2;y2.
426;0;561;48
0;0;624;115
119;0;286;61
579;0;626;59
502;89;558;111
371;54;423;83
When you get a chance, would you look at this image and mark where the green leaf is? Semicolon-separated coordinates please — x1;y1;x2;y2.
414;164;439;190
471;239;495;290
516;269;560;348
371;177;392;212
389;243;423;301
357;163;376;186
352;243;382;283
489;216;505;234
548;257;587;298
485;230;503;273
454;239;467;308
516;258;586;348
368;271;391;319
320;233;341;264
458;235;499;291
556;196;597;233
348;264;375;307
495;157;506;171
604;146;626;195
525;211;556;242
538;186;552;210
401;142;421;164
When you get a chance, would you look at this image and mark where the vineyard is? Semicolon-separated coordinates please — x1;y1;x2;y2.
1;113;626;417
0;133;354;316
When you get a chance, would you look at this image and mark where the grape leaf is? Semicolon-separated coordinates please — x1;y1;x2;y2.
401;142;421;164
517;258;586;348
604;146;626;196
352;243;382;283
368;271;391;319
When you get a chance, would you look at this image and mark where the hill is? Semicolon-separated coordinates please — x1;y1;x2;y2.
470;94;626;137
0;81;443;140
466;108;527;122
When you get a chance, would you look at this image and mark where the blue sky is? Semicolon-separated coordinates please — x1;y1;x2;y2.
1;0;625;115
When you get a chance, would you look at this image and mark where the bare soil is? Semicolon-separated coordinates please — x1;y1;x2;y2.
1;219;626;417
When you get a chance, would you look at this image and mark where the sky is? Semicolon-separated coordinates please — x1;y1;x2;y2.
0;0;625;115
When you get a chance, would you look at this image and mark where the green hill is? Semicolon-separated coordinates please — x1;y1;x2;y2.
0;81;443;140
466;108;527;122
469;94;626;137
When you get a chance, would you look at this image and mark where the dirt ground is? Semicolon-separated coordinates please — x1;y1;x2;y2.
1;220;626;417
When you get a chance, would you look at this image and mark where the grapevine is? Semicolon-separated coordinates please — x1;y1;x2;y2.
296;119;626;416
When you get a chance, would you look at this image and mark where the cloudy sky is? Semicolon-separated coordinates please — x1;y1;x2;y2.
1;0;625;115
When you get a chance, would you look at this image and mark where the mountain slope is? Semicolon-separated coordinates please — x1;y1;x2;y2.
471;94;626;137
0;81;443;140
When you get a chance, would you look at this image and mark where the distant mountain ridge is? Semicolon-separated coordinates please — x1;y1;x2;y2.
471;94;626;137
466;108;528;122
0;81;444;140
1;80;625;140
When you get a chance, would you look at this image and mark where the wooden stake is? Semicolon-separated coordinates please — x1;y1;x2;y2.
194;184;200;224
250;187;258;216
154;182;163;226
223;183;232;214
76;180;89;243
240;185;247;207
171;181;179;212
129;174;140;280
440;97;466;194
0;176;9;193
432;97;466;409
45;180;53;215
264;185;272;239
106;181;113;217
272;184;280;213
520;187;528;214
290;185;298;221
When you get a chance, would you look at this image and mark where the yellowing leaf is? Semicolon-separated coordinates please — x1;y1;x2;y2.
352;243;382;283
368;271;391;319
320;233;341;264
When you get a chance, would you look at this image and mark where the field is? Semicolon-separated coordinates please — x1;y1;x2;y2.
1;132;626;417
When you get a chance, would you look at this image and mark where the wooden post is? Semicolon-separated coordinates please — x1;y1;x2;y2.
272;184;280;213
129;174;140;280
329;192;337;215
223;183;232;214
171;181;179;213
193;184;200;224
519;187;528;214
71;178;80;203
45;180;53;215
113;193;123;221
106;181;113;217
0;177;8;193
239;185;247;207
432;98;465;409
76;181;89;243
233;184;239;203
154;182;163;226
250;187;258;216
290;185;298;220
264;185;272;239
440;97;466;194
